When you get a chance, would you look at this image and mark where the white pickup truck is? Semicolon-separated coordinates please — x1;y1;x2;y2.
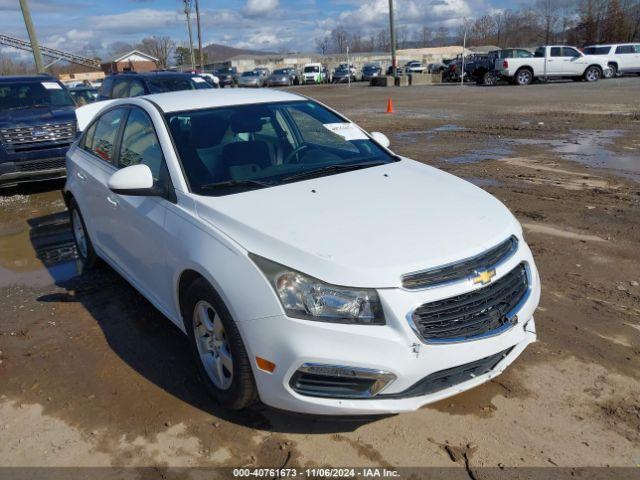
496;45;609;85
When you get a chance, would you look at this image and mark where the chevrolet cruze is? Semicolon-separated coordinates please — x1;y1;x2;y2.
65;89;540;415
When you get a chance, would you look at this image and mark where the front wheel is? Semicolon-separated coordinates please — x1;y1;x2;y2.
69;198;99;269
584;66;601;82
515;69;533;86
185;279;258;410
482;71;497;86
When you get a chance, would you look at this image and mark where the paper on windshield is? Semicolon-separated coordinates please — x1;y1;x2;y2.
323;123;368;141
192;77;206;83
41;82;62;90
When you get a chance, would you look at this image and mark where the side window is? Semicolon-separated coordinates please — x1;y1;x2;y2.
563;47;581;57
615;45;633;54
118;108;164;181
634;45;640;54
100;77;114;98
81;122;97;153
518;50;533;58
550;47;562;57
90;108;126;163
128;79;145;97
112;79;130;98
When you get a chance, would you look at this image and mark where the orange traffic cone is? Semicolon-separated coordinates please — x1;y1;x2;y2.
386;98;394;114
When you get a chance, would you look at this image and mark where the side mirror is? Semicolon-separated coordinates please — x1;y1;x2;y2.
108;164;155;196
370;131;390;148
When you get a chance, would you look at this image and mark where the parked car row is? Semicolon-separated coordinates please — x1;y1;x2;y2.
444;43;640;86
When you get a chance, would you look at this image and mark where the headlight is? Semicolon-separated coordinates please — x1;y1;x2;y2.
250;254;385;325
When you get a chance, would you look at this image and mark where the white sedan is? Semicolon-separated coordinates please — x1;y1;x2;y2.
66;89;540;415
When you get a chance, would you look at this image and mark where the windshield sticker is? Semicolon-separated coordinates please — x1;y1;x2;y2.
323;123;368;141
41;82;62;90
192;77;206;83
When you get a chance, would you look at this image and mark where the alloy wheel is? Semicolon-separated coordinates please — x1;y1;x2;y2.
193;300;233;390
72;209;88;260
586;67;600;82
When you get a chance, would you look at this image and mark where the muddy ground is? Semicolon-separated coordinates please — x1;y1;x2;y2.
1;79;639;472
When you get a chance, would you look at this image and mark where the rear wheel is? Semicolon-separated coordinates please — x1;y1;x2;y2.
515;69;533;86
69;198;98;269
584;66;601;82
482;71;497;86
184;279;258;410
606;64;617;78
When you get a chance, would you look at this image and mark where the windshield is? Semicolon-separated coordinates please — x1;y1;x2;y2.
242;71;258;77
216;68;233;74
273;69;287;75
0;81;75;110
304;66;320;73
534;47;546;58
147;76;212;93
69;89;98;105
583;46;611;55
166;100;397;196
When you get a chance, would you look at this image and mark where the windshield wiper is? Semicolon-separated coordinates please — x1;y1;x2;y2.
8;104;51;111
281;161;387;183
200;179;272;191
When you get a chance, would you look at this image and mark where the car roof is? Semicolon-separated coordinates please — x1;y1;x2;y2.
107;71;197;78
0;74;56;83
143;88;305;113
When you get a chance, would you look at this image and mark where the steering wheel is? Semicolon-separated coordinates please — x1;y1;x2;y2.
283;144;310;164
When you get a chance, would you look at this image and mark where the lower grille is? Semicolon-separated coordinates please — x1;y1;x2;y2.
379;348;513;399
412;264;528;341
15;158;66;173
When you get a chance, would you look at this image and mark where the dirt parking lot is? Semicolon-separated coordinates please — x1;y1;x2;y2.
1;79;639;473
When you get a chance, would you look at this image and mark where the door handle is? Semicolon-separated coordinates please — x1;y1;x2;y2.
106;196;119;208
76;171;86;181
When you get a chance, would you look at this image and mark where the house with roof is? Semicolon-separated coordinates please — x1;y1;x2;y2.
101;50;158;74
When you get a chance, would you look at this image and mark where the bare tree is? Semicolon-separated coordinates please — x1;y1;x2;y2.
331;26;349;53
315;36;330;54
138;36;176;69
420;26;432;46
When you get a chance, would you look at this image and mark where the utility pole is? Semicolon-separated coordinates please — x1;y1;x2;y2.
347;45;351;87
18;0;44;72
461;17;468;88
183;0;196;71
388;0;397;78
194;0;203;69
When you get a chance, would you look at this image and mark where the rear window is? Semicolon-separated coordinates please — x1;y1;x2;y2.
147;76;212;93
0;81;75;110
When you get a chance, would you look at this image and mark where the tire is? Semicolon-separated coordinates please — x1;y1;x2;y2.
184;278;258;410
69;198;99;269
482;71;497;86
583;66;601;82
515;68;533;86
606;64;617;78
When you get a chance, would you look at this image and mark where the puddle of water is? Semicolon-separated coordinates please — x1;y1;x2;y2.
0;205;81;288
433;124;467;132
462;177;503;188
444;145;515;164
505;130;640;180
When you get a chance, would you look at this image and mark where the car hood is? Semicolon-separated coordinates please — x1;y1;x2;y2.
0;105;76;127
193;159;521;288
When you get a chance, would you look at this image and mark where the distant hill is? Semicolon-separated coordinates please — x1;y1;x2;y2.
202;43;278;62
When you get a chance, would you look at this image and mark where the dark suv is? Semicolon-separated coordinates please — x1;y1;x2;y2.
213;67;239;87
99;71;215;100
0;75;77;187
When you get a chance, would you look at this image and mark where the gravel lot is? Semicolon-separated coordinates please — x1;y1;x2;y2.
1;78;639;472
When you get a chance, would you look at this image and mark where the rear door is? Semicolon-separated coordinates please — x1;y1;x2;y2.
615;45;636;73
74;107;128;259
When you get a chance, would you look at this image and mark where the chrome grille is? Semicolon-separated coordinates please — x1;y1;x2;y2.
0;122;76;148
402;236;518;289
412;263;528;342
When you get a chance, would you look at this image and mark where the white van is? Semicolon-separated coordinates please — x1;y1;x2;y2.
302;63;325;84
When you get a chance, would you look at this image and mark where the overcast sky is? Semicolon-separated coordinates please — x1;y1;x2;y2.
0;0;529;58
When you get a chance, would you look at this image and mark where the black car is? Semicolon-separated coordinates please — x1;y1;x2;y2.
0;75;77;187
213;67;239;87
332;67;355;83
99;71;215;100
361;64;381;81
68;86;99;106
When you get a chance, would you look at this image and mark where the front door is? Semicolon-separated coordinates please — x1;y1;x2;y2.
106;106;173;312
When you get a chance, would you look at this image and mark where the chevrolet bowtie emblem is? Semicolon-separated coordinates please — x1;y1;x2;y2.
472;269;496;285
